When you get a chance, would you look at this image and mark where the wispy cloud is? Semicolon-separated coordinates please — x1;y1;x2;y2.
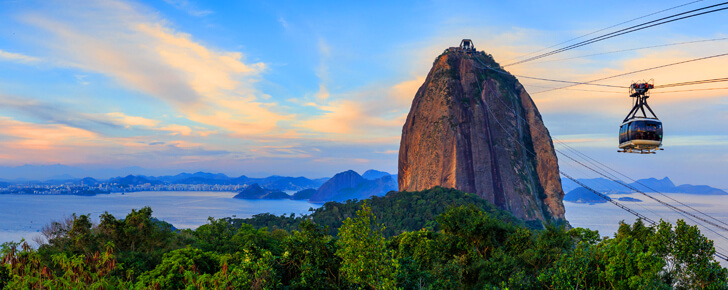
162;0;212;17
0;116;97;164
106;112;160;128
297;74;421;140
0;95;120;131
23;0;289;136
314;38;331;101
0;50;41;63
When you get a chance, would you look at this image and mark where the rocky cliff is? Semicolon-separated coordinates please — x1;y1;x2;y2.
398;47;566;224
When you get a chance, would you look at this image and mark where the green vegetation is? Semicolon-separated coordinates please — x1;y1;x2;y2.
1;187;726;289
229;187;524;236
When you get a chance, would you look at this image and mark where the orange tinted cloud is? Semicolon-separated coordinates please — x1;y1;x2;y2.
25;0;288;138
0;117;97;162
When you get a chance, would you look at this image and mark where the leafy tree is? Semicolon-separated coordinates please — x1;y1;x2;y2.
135;246;219;289
96;207;180;278
194;217;239;253
2;240;128;289
67;213;98;254
0;263;8;289
280;219;345;289
653;219;728;289
336;202;399;289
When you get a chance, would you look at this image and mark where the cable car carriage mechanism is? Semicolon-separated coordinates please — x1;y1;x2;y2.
618;80;663;154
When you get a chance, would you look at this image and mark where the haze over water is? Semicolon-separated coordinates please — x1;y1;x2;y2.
2;190;726;268
565;193;728;268
0;191;316;246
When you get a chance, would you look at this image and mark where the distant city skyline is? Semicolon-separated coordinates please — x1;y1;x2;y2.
0;0;726;187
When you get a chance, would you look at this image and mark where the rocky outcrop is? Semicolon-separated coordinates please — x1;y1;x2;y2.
291;188;316;200
398;48;566;224
309;170;397;203
233;183;290;199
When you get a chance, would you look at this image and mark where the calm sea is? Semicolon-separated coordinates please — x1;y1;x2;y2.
565;193;728;268
0;191;317;246
1;191;726;267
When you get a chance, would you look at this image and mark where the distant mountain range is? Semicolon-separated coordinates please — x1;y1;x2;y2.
0;171;329;192
0;164;160;181
0;166;400;202
563;176;727;204
233;169;398;203
103;172;329;191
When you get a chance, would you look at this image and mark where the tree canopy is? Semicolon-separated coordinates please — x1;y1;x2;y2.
1;187;726;289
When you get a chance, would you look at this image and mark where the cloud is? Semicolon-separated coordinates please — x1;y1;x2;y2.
0;117;96;152
665;135;728;147
106;112;160;128
390;76;425;107
162;0;212;17
74;74;90;85
105;112;202;136
0;95;120;131
314;38;331;101
23;0;289;137
299;100;404;135
0;50;41;63
278;17;289;29
158;124;192;136
297;74;422;139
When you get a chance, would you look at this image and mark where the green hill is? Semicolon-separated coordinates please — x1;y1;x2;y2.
228;186;528;236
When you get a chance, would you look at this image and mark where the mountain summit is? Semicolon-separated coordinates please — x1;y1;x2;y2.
398;42;566;224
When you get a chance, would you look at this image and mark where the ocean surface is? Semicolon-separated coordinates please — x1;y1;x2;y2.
0;191;317;246
1;191;726;267
565;193;728;268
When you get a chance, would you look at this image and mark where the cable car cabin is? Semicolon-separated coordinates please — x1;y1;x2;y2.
619;118;662;153
618;81;663;154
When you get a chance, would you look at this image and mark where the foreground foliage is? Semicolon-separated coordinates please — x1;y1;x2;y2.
1;188;726;289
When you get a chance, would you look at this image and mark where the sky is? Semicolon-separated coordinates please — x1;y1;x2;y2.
0;0;726;187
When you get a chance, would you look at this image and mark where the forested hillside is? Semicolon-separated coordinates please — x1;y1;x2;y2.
230;186;529;236
1;188;726;289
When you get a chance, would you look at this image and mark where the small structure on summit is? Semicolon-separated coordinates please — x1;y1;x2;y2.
445;39;478;54
460;39;476;53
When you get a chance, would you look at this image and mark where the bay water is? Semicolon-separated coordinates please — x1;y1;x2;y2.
1;191;726;267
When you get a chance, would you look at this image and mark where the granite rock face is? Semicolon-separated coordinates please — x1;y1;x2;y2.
398;49;566;224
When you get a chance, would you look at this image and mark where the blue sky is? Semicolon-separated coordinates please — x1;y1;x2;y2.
0;0;726;187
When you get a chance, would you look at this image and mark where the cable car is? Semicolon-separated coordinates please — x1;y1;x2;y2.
618;81;663;154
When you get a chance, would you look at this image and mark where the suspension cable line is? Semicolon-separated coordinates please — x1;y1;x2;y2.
555;139;728;229
505;0;705;64
560;172;656;225
654;77;728;89
528;37;728;65
557;151;728;233
651;86;728;94
532;52;728;94
504;2;728;67
512;75;626;88
476;53;728;95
